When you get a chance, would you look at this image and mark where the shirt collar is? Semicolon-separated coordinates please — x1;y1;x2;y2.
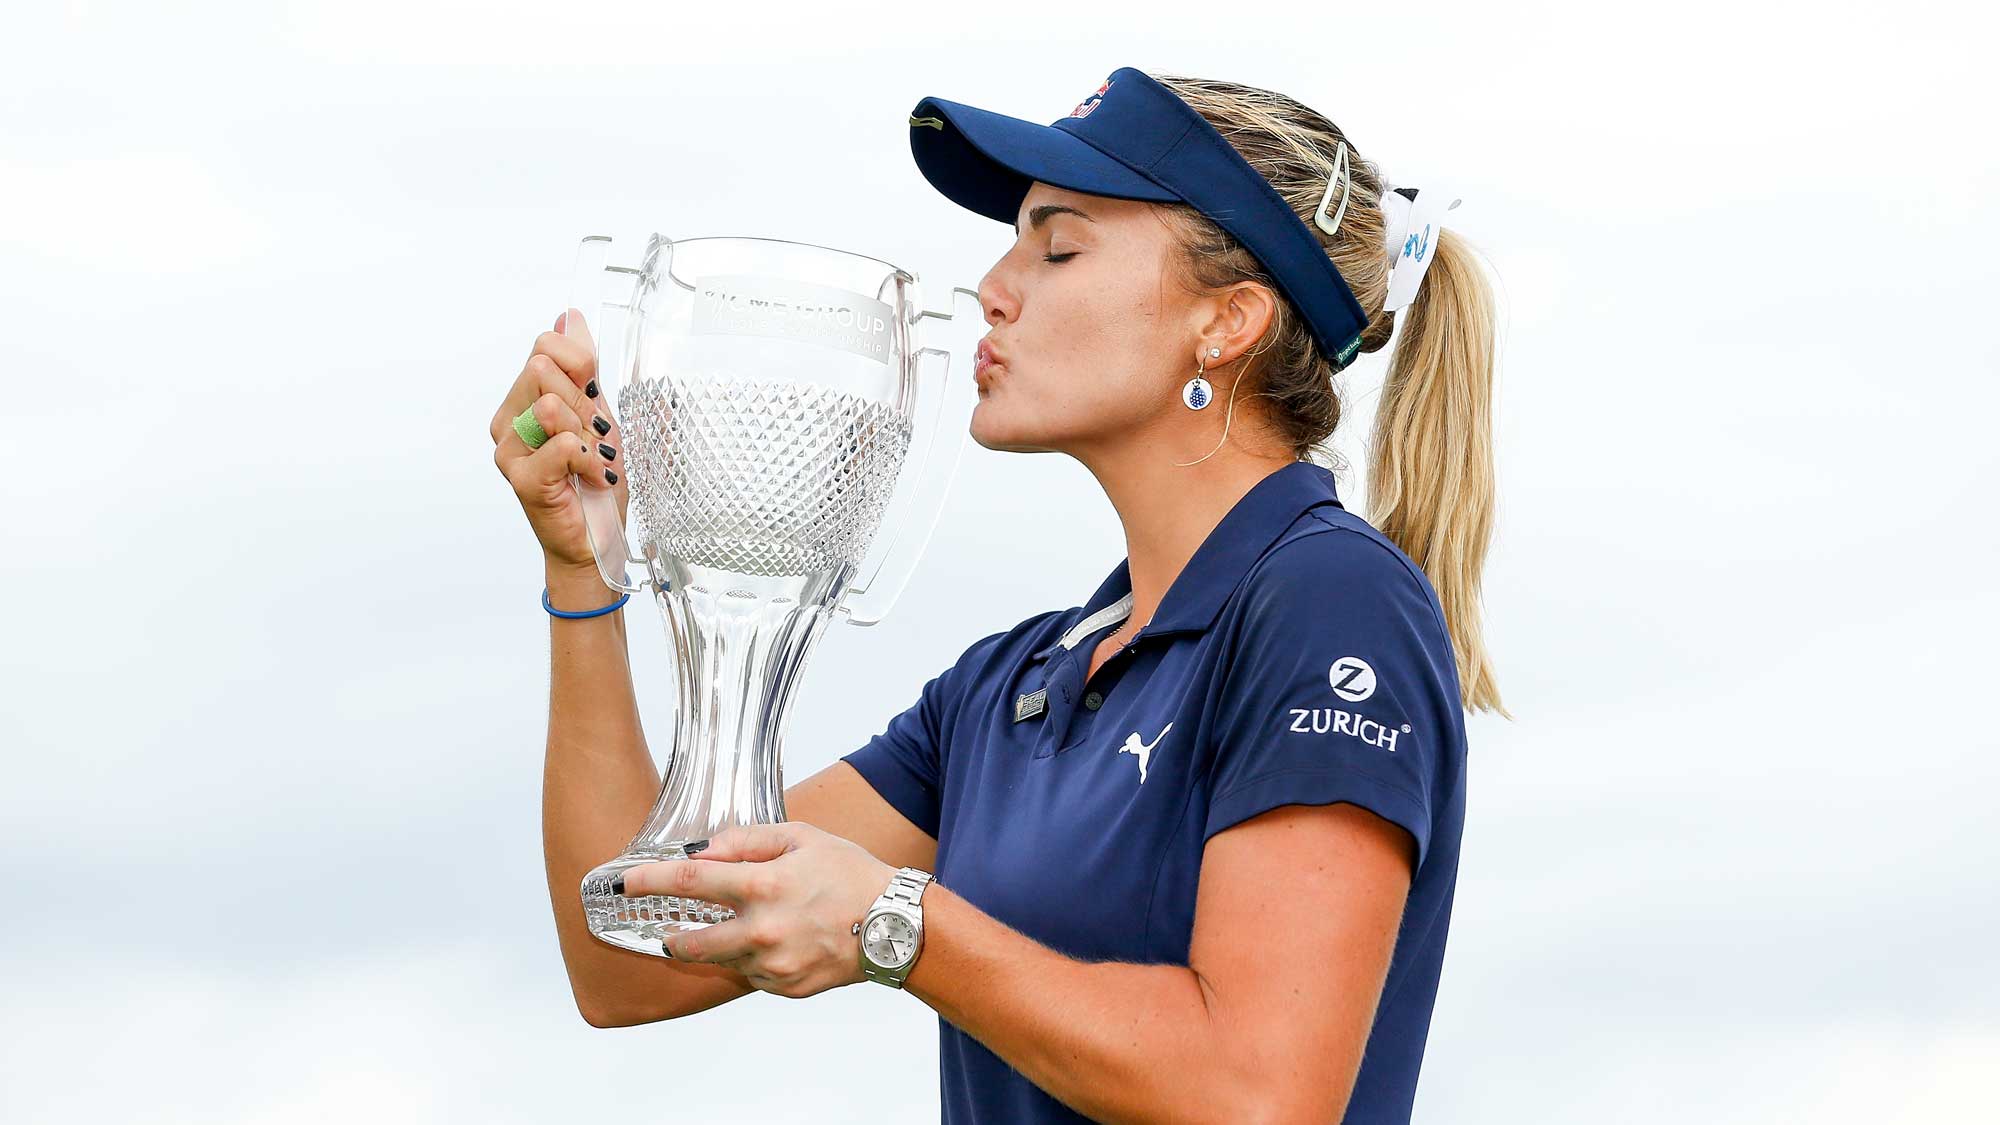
1032;461;1344;659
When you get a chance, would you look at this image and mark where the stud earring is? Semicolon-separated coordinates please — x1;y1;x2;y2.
1182;348;1220;411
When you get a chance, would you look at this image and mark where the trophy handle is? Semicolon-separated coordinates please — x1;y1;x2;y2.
838;284;980;626
565;234;647;595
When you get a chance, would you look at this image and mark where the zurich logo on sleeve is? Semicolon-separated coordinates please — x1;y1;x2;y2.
1328;657;1377;701
1286;656;1408;751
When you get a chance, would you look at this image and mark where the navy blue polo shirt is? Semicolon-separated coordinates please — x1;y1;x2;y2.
843;460;1467;1124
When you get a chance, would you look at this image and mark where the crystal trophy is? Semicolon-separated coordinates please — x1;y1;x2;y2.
562;234;979;957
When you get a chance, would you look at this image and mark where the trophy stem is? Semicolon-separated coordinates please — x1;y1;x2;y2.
582;568;843;954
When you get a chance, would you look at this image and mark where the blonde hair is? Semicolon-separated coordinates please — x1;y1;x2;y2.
1151;72;1508;718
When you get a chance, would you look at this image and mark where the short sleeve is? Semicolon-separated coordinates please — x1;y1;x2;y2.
841;625;1020;840
1204;527;1459;870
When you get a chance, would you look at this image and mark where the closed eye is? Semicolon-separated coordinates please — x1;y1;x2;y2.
1043;252;1079;264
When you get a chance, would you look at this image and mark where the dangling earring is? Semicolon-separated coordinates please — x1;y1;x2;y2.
1182;347;1221;411
1173;347;1238;468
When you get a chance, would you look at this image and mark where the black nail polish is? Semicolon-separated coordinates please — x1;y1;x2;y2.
585;379;599;399
684;839;709;856
604;469;618;485
610;875;626;896
598;443;616;461
592;414;610;436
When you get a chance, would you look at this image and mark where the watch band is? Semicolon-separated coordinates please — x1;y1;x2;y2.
880;867;933;909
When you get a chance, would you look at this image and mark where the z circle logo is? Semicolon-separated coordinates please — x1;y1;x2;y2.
1328;657;1377;702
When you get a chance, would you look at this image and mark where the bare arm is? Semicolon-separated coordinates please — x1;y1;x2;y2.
905;802;1414;1124
542;559;936;1028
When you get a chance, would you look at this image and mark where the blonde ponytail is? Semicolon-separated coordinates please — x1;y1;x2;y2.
1368;229;1507;716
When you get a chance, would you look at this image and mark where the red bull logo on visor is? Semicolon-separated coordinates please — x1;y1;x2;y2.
1068;78;1113;119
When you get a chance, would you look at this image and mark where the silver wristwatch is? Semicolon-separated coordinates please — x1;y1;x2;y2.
854;867;933;989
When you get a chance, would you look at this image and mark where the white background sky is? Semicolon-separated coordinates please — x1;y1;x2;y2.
3;2;1995;1121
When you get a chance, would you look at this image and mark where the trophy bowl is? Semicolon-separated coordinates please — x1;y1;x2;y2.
562;234;978;956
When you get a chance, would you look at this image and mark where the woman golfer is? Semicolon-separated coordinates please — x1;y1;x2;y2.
492;67;1505;1124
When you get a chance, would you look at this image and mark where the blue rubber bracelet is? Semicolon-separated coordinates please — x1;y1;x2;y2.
543;586;631;619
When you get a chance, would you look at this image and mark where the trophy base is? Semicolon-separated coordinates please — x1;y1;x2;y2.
582;850;737;957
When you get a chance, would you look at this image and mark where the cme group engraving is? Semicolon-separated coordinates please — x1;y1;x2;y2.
693;274;894;363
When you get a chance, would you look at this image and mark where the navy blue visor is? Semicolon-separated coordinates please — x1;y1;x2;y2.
908;67;1367;368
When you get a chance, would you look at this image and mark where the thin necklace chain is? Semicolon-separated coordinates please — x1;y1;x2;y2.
1107;615;1149;647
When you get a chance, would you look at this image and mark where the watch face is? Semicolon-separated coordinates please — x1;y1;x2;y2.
863;912;917;968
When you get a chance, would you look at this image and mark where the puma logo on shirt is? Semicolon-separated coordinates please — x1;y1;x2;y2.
1118;723;1173;784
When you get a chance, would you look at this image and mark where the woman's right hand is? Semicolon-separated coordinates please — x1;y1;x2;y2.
489;309;632;574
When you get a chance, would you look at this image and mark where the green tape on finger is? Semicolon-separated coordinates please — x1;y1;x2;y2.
512;406;550;450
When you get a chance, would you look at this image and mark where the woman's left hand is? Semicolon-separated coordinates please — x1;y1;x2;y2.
618;823;896;999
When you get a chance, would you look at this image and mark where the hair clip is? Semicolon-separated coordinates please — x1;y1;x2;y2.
1312;141;1352;238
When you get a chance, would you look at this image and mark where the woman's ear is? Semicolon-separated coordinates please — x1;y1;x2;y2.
1203;281;1278;364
